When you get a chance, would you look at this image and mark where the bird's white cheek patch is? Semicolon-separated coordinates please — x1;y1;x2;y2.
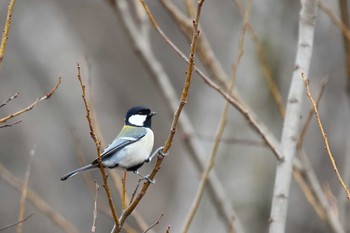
128;114;147;126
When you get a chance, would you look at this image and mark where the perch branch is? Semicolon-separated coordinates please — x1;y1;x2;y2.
76;63;119;226
117;0;205;230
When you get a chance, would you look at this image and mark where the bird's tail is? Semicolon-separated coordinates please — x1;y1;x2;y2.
60;164;95;181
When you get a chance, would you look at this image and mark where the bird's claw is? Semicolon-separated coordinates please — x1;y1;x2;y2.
142;175;155;184
157;146;168;157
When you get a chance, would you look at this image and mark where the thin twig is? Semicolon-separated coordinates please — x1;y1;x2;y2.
122;171;127;210
0;92;19;108
0;213;34;232
165;225;171;233
0;77;62;124
17;146;35;233
76;63;119;226
233;0;285;117
92;182;99;232
0;120;21;128
129;179;142;205
301;73;350;199
143;213;164;233
0;0;16;65
298;77;328;150
0;163;79;233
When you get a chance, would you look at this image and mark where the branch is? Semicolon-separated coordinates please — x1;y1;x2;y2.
91;182;99;232
0;120;21;128
17;146;35;233
143;213;164;233
298;77;328;149
0;214;34;232
269;1;319;232
301;73;350;199
0;0;16;65
0;92;19;108
0;77;62;124
76;64;119;227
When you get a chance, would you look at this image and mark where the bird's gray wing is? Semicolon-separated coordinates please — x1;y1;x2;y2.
98;126;147;161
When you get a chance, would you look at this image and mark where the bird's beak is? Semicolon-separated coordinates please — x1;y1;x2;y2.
150;111;157;116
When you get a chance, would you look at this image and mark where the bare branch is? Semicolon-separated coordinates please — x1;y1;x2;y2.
0;92;19;108
91;182;99;232
298;77;328;150
121;171;127;210
0;213;34;232
143;213;164;233
17;146;35;233
0;120;21;128
76;63;119;226
0;0;16;65
165;225;171;233
0;77;62;124
301;73;350;199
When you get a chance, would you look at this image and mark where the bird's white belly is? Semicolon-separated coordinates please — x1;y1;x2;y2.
106;128;154;169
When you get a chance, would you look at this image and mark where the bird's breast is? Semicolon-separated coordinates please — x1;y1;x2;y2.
118;128;154;169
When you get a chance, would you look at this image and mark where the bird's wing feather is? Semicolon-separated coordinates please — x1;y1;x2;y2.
99;126;147;161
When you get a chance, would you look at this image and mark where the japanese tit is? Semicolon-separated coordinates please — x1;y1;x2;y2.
60;106;165;183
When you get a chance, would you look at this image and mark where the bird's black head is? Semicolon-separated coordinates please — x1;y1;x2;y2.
125;106;156;128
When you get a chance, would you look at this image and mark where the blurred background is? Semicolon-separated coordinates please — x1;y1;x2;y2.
0;0;349;232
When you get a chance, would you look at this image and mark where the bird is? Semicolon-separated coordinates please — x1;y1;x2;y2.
60;106;165;183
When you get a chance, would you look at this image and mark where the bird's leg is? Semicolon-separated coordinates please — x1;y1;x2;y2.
133;170;155;184
146;146;168;162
